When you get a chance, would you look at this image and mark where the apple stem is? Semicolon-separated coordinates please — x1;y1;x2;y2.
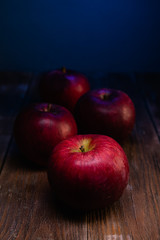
101;93;110;100
62;66;66;73
48;104;52;112
79;145;85;153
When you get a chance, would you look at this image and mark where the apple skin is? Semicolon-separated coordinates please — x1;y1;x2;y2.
39;68;90;112
47;134;129;210
74;88;135;140
14;103;77;167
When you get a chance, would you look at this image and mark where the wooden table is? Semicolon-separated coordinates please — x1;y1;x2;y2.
0;72;160;240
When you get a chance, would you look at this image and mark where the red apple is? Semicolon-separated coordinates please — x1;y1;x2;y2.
14;103;77;167
74;88;135;140
39;67;90;112
47;134;129;210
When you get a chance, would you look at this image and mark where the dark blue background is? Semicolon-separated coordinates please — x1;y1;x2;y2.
1;0;160;73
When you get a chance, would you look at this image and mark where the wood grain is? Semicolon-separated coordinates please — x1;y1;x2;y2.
0;141;88;240
0;72;87;240
136;73;160;139
0;72;160;240
0;72;33;170
86;73;160;240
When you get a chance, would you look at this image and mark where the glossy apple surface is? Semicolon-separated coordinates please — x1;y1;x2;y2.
39;68;90;111
48;134;129;210
74;88;135;140
14;103;77;167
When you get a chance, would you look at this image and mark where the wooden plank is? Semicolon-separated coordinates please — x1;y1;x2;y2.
135;73;160;139
0;141;88;240
0;73;88;240
1;72;160;240
86;73;160;239
0;72;33;170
